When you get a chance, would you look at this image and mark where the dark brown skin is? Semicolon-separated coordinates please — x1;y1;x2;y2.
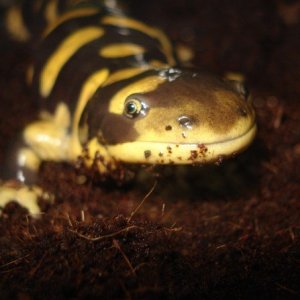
139;69;254;137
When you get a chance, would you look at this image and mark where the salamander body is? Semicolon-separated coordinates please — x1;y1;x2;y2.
0;0;256;215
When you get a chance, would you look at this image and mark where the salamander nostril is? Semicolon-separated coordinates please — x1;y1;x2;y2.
178;115;193;129
238;107;248;117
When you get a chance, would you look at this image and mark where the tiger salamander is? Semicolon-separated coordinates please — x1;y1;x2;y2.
0;0;256;215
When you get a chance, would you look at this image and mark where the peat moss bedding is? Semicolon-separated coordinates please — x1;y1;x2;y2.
0;0;300;299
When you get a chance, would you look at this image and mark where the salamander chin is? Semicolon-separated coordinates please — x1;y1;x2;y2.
107;123;257;165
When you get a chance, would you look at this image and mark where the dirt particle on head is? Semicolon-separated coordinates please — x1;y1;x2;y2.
144;150;151;159
165;125;172;131
197;144;208;156
188;150;198;160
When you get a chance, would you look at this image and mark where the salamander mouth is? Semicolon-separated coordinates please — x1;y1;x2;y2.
107;123;257;164
190;121;257;147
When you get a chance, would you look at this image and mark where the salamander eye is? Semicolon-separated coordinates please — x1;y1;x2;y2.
125;100;140;117
124;95;149;118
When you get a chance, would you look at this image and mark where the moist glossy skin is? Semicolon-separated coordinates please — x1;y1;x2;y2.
0;0;256;216
82;67;256;166
3;0;256;173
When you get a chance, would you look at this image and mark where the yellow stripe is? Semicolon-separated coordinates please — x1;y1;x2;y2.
43;7;100;36
101;16;176;65
40;26;105;98
70;68;109;159
109;76;165;115
45;0;59;25
99;43;145;58
5;6;31;41
103;67;147;86
149;60;169;68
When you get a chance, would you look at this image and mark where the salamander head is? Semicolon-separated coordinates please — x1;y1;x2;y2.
82;67;256;165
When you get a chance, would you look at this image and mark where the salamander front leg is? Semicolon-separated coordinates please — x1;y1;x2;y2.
0;103;71;216
0;136;47;216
